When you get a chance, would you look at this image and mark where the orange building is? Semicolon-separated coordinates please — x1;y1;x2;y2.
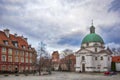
51;51;60;70
0;29;37;73
60;54;76;72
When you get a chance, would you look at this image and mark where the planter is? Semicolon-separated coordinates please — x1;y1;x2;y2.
4;74;9;76
15;74;19;76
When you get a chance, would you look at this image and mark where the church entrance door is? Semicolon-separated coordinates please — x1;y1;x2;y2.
82;64;85;72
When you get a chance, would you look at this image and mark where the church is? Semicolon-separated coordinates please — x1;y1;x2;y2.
75;23;112;72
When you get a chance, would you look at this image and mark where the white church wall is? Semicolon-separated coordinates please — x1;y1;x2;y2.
86;47;103;53
80;54;86;72
85;54;93;72
86;47;94;52
75;54;81;72
108;55;112;71
93;55;99;71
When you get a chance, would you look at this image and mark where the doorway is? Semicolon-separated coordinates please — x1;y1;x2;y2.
82;64;85;72
15;66;18;73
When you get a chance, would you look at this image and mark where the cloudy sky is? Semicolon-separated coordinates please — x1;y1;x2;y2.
0;0;120;53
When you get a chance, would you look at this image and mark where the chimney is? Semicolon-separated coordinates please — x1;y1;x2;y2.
14;33;17;37
4;29;10;38
29;44;31;48
24;38;28;42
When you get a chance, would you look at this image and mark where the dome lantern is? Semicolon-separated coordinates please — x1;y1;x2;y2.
81;21;104;44
90;20;95;33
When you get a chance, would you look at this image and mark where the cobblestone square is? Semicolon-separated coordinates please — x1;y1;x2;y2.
0;72;120;80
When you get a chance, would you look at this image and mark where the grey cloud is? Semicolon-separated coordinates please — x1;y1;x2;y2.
0;0;119;52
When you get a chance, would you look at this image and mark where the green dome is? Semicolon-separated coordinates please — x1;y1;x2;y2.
82;33;104;44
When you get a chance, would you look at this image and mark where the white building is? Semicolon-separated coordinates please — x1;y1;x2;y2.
75;24;112;72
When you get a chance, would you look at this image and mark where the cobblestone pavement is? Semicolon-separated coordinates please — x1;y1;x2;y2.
0;72;120;80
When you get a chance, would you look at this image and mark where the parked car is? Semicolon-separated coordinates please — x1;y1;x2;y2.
104;71;117;76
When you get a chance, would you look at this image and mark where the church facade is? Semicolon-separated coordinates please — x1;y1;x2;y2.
75;24;112;72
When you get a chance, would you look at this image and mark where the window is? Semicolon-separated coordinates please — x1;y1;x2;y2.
101;56;103;60
30;66;32;70
15;50;19;55
30;59;32;63
15;43;18;47
8;65;12;71
95;48;97;52
21;57;24;63
30;53;32;57
82;56;85;60
3;40;8;45
26;58;28;63
12;41;18;47
86;43;89;46
8;56;12;62
2;55;6;61
22;45;25;49
95;57;97;60
21;51;24;56
15;57;19;62
26;52;28;57
8;49;12;55
26;66;28;70
1;65;6;71
2;47;6;53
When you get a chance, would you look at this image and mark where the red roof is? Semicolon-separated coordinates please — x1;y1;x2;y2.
0;29;34;51
112;56;120;62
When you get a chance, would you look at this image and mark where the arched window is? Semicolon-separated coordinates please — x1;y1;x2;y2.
82;56;85;60
86;43;89;46
101;56;103;60
95;48;97;52
95;57;97;60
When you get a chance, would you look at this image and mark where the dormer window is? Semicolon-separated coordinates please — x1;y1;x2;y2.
28;45;31;50
12;41;18;47
15;43;18;47
22;45;25;49
3;40;8;45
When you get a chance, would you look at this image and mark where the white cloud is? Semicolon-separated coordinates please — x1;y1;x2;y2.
0;0;120;53
106;42;120;49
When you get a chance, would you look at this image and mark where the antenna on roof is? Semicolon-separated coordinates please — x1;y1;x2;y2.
91;19;93;26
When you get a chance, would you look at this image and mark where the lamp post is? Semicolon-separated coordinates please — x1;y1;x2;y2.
12;63;14;73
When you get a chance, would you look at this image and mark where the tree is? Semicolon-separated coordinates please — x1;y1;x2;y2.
37;42;51;75
111;62;116;71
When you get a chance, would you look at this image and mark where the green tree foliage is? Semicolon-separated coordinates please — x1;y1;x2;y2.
111;62;116;71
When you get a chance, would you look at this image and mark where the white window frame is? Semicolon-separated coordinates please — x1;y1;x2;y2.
15;56;19;62
8;56;12;62
8;49;12;55
2;55;6;61
1;65;6;71
2;47;6;53
26;58;28;63
21;51;24;56
21;57;24;63
15;50;19;55
8;65;12;71
30;53;32;57
26;52;28;57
